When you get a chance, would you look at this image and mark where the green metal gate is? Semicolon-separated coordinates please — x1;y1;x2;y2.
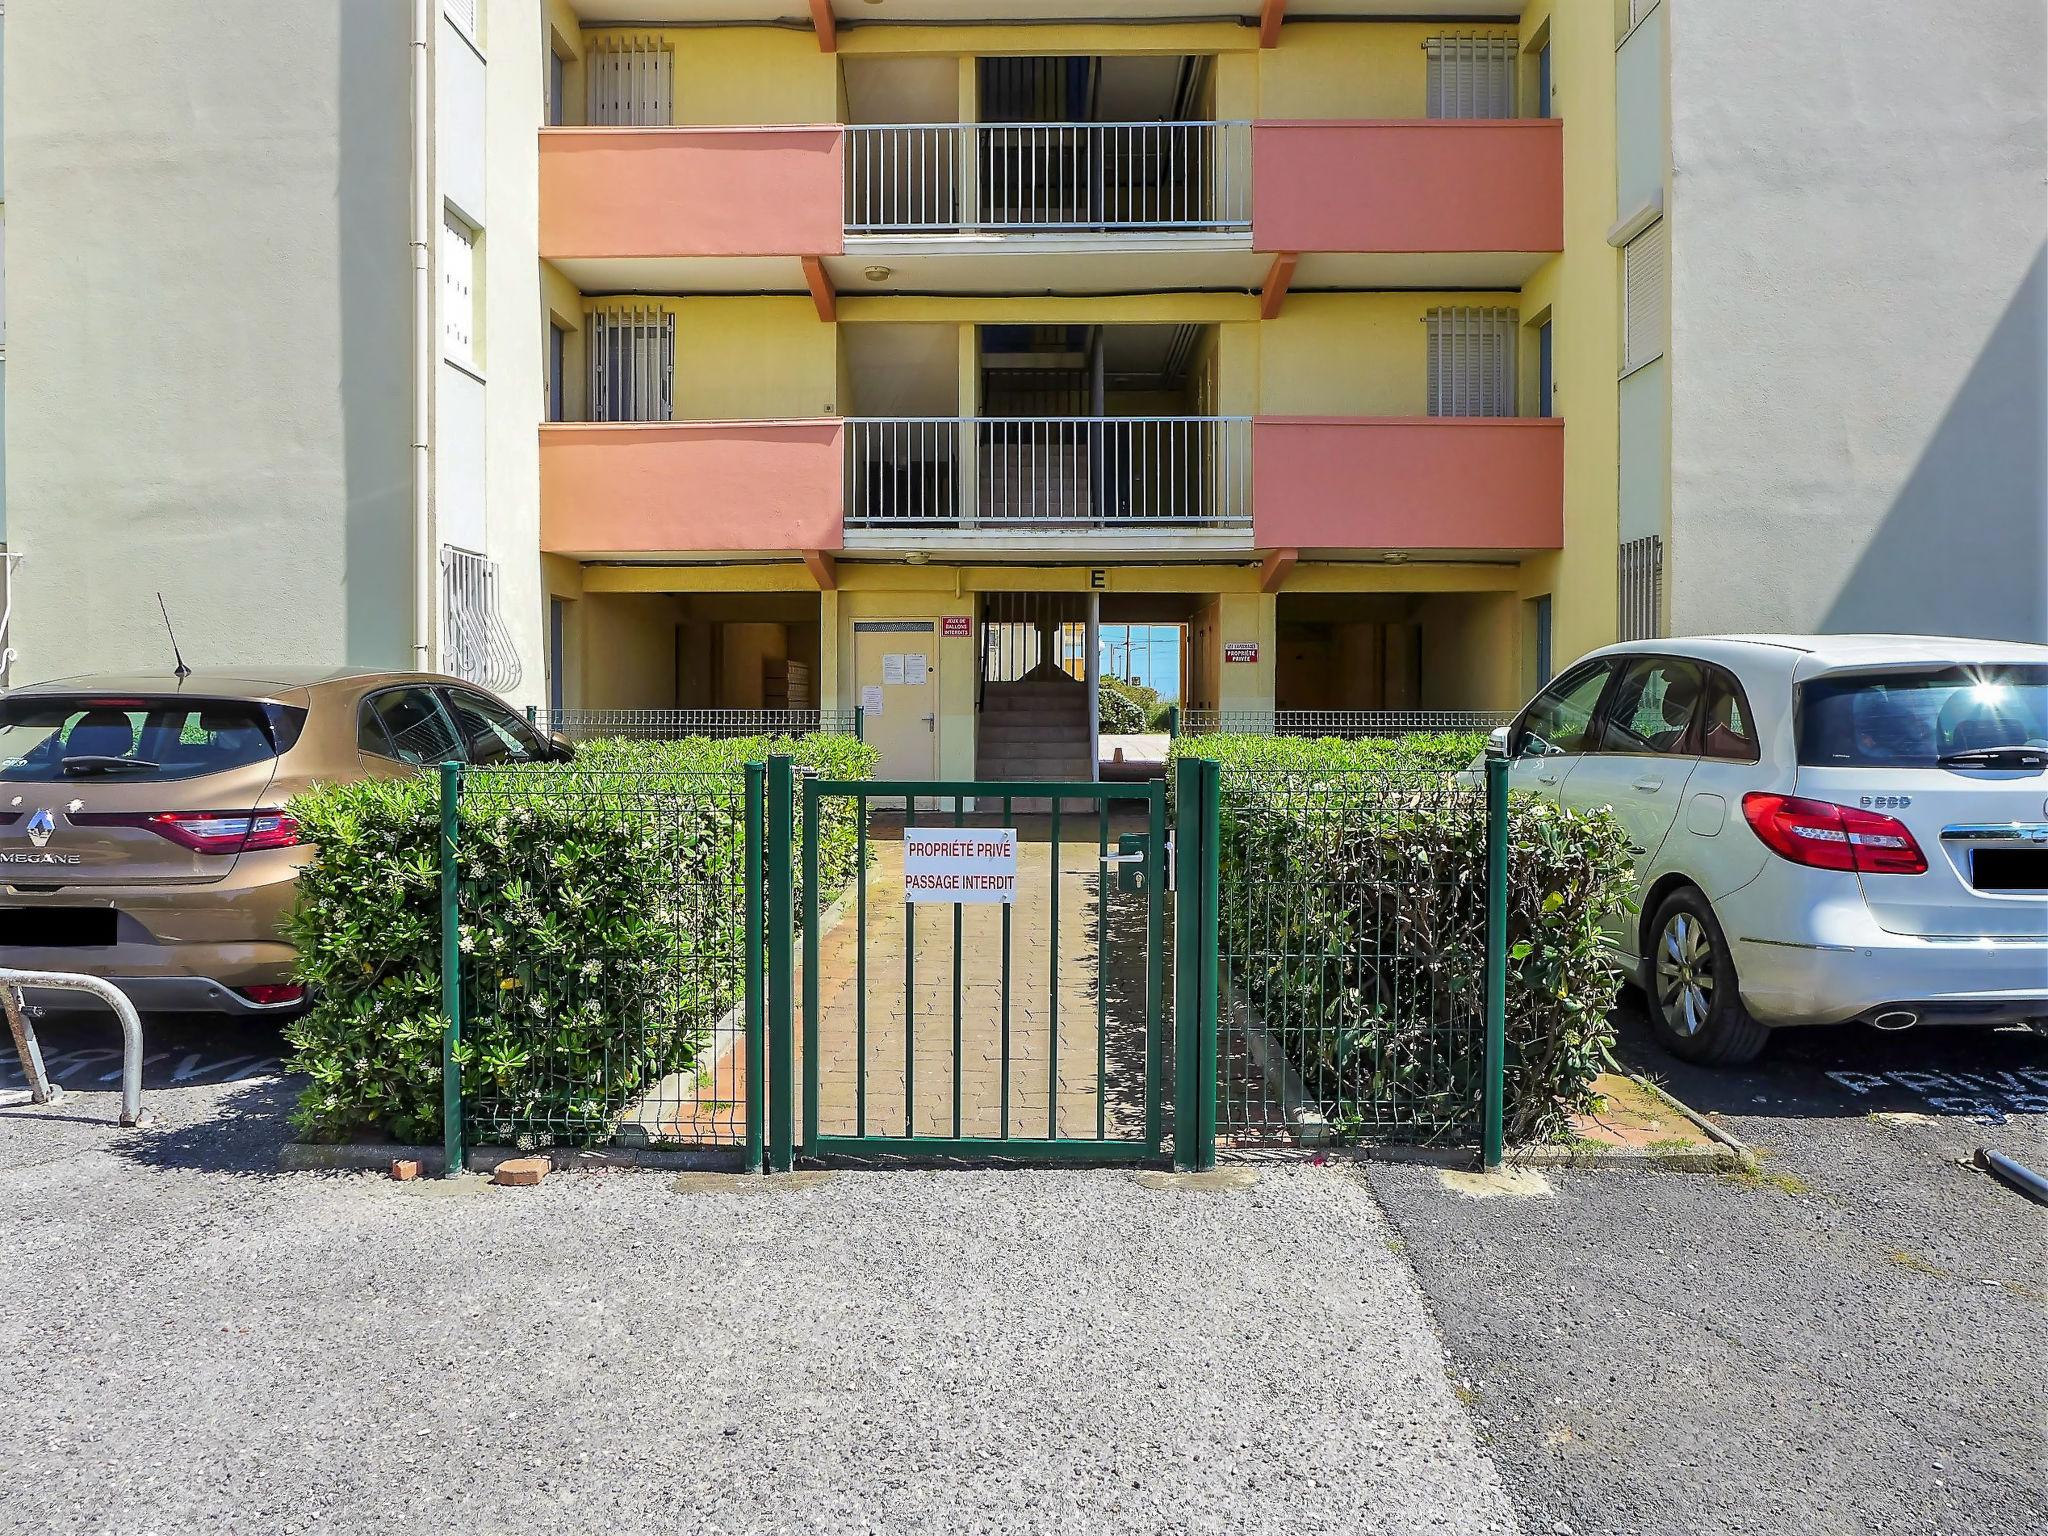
764;766;1201;1168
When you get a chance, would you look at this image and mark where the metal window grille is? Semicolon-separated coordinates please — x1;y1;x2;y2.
585;35;672;126
441;547;524;694
1618;535;1665;642
1624;218;1668;373
587;306;674;423
1424;36;1519;120
0;551;23;686
1425;308;1519;417
440;208;478;368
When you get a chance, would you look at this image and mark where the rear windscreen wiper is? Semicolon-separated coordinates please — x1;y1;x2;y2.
59;755;160;776
1937;744;2048;769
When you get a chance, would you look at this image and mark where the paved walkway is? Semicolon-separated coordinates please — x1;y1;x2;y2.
807;816;1161;1145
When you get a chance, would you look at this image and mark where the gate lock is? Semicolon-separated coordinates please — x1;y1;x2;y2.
1105;833;1150;893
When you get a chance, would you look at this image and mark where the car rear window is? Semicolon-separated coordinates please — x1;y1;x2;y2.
1798;666;2048;767
0;697;304;782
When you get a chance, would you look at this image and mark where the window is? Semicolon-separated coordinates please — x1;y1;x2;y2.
1701;669;1761;763
1597;656;1705;755
360;689;462;765
0;698;299;783
441;547;523;693
440;206;479;369
1536;319;1554;417
1798;666;2048;769
1426;307;1518;417
1513;661;1616;759
442;689;546;766
1618;533;1664;641
445;0;478;46
1624;218;1667;373
585;35;672;126
547;321;567;423
1533;595;1554;685
587;305;674;423
547;43;568;127
1537;40;1552;118
1424;36;1518;120
548;598;568;716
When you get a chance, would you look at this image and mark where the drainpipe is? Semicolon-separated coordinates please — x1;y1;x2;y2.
410;0;436;671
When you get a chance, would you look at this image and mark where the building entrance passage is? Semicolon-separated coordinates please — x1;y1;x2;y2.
761;761;1221;1170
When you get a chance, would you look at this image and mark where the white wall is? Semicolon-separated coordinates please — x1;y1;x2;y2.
5;0;413;678
1667;0;2047;641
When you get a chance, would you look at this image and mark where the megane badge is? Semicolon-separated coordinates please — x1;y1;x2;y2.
26;808;56;848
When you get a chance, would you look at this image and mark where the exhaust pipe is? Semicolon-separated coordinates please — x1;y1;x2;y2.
1871;1009;1920;1031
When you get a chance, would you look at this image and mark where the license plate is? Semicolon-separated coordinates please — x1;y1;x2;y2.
1972;848;2048;892
0;907;119;947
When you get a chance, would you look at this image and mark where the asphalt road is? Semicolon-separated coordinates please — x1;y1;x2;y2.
1367;1007;2048;1536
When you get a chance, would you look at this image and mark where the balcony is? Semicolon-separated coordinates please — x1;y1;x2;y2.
1251;417;1564;555
844;416;1252;546
538;420;844;558
538;126;844;290
844;122;1251;235
1252;120;1563;284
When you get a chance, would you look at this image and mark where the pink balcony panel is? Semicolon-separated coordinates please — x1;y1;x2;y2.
1252;121;1563;254
540;421;845;555
1253;418;1563;551
539;127;845;260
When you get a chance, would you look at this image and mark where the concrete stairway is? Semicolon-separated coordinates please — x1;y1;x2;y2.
977;678;1092;808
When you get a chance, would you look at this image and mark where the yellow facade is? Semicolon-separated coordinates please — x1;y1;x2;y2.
538;5;1623;746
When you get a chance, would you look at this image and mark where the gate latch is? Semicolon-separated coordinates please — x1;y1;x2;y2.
1104;833;1150;893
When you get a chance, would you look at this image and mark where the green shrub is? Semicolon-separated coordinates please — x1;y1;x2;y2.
1097;676;1149;734
283;733;875;1146
1174;733;1632;1145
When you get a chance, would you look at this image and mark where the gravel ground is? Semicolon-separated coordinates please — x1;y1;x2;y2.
1367;1009;2048;1536
0;1033;1514;1536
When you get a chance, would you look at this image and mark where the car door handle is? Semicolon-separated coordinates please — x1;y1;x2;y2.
1632;775;1664;792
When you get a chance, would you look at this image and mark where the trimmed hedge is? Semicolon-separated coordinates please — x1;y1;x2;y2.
1172;733;1632;1144
283;733;875;1145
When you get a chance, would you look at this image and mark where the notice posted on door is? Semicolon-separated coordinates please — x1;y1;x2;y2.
902;827;1019;904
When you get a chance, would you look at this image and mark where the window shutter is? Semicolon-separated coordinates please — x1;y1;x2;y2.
585;35;673;126
1426;308;1519;417
440;208;477;368
1624;218;1668;372
1425;36;1518;120
444;0;478;44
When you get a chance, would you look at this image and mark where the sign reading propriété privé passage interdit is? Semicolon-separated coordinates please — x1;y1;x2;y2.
902;827;1019;904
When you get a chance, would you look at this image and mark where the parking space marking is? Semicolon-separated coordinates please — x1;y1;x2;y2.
1826;1067;2048;1122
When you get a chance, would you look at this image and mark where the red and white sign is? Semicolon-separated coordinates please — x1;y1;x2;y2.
941;615;972;638
903;827;1018;904
1223;642;1261;664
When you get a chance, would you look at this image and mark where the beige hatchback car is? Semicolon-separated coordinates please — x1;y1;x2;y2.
0;669;566;1017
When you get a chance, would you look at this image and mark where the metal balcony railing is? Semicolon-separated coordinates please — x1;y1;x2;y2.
844;417;1252;531
1178;710;1516;739
845;122;1252;234
532;709;862;743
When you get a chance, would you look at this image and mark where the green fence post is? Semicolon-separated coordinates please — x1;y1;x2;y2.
766;754;796;1173
1482;754;1509;1172
1172;757;1201;1171
1166;703;1180;740
1194;756;1220;1173
854;705;865;742
744;761;766;1174
800;774;821;1157
437;760;464;1179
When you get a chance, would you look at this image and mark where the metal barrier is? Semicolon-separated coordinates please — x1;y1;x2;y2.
1178;709;1513;739
533;708;862;743
844;416;1252;529
0;967;151;1129
845;121;1252;234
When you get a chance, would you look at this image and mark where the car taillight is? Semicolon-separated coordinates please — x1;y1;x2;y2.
76;809;304;855
1741;793;1927;875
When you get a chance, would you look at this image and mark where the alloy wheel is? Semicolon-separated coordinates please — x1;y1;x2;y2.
1656;911;1715;1037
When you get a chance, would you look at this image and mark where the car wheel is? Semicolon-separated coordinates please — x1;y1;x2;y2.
1645;887;1769;1066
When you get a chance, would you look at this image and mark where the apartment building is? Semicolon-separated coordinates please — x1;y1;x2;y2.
3;1;2039;781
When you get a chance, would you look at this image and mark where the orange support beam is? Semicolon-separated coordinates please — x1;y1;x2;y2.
1259;252;1298;320
1259;548;1298;594
802;549;838;591
1258;0;1286;48
809;0;837;53
801;256;837;323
